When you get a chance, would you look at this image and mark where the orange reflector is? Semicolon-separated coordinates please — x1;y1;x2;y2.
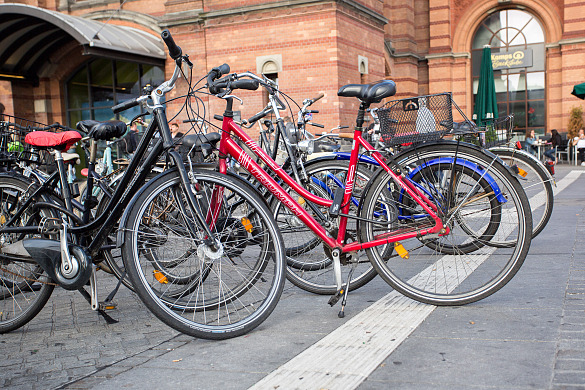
517;167;528;177
298;197;306;206
241;217;253;233
0;215;5;225
394;242;409;259
153;270;168;284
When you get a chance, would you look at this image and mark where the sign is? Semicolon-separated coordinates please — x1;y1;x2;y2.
491;49;533;70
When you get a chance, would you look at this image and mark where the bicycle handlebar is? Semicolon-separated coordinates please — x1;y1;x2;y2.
312;93;324;103
112;98;140;114
161;29;182;60
207;64;231;94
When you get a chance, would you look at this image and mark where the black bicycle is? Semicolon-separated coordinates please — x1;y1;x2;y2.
0;30;286;340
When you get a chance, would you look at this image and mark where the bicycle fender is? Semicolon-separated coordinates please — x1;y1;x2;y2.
408;157;507;203
489;146;556;187
421;139;519;179
333;152;379;165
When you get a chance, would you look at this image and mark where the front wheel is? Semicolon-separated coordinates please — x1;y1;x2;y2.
121;169;286;339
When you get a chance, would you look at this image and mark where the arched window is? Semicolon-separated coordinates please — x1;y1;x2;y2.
66;58;164;126
472;9;546;135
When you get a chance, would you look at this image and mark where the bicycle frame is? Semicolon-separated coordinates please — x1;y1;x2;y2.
216;99;446;254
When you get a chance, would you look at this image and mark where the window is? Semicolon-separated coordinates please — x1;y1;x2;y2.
65;59;164;126
472;9;546;136
65;59;164;169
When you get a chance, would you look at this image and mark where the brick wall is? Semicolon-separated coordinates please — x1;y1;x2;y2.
0;0;583;137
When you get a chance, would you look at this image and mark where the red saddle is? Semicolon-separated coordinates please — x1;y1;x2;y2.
25;131;82;150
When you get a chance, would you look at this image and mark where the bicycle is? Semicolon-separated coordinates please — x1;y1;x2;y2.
238;89;530;298
0;30;286;339
202;69;532;316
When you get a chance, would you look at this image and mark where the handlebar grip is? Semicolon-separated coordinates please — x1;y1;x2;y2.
309;122;325;128
207;64;231;94
112;98;139;114
217;63;230;76
248;110;269;124
161;29;182;60
231;79;259;91
312;93;324;102
309;110;319;114
213;115;224;121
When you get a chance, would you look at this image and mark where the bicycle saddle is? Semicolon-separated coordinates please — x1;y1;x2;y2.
338;80;396;104
182;132;221;149
317;143;341;153
451;121;476;134
25;131;82;151
76;120;127;141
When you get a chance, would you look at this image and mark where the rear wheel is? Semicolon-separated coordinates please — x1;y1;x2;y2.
491;148;553;238
360;143;532;305
0;174;55;333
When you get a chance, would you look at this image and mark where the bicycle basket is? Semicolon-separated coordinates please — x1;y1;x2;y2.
0;114;60;168
480;114;514;148
377;93;453;146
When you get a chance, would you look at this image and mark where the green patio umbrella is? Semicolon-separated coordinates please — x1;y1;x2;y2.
571;82;585;99
473;45;498;126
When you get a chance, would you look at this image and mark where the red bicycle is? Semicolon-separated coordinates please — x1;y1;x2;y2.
200;65;532;317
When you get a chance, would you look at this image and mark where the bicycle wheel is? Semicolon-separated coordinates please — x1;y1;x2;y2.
359;142;532;305
491;148;554;238
274;159;378;294
121;169;286;339
0;173;55;332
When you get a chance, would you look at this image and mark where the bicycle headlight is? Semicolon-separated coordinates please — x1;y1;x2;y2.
298;139;314;154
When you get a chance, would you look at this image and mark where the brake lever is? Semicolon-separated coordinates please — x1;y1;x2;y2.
183;54;193;68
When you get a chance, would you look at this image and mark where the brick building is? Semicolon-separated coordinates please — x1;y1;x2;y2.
0;0;583;137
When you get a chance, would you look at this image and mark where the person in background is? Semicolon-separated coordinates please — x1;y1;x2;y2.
574;128;585;166
170;121;183;139
524;129;537;156
544;129;562;163
122;119;142;158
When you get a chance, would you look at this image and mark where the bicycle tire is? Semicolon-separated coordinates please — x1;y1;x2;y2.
274;159;378;295
491;148;554;238
0;173;55;333
121;169;286;339
359;142;532;305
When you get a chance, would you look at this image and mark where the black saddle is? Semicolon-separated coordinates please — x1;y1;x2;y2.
181;132;221;149
317;143;341;153
77;120;127;141
338;80;396;104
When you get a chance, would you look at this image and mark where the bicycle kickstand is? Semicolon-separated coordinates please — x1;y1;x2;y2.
338;259;358;318
327;250;358;318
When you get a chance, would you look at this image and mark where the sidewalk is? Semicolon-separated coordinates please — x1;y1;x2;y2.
1;164;584;390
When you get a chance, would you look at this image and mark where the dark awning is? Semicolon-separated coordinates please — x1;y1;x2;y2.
0;4;165;83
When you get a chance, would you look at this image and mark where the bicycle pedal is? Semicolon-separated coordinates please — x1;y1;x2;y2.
328;289;344;307
98;301;117;311
329;187;345;218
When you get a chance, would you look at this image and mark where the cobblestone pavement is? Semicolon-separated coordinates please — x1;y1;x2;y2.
1;165;584;390
0;276;181;389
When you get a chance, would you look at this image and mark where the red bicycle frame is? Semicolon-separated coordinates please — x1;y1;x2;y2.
215;115;445;254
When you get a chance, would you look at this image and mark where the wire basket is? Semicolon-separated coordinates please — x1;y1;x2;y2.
480;115;514;148
377;93;454;146
0;114;60;169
